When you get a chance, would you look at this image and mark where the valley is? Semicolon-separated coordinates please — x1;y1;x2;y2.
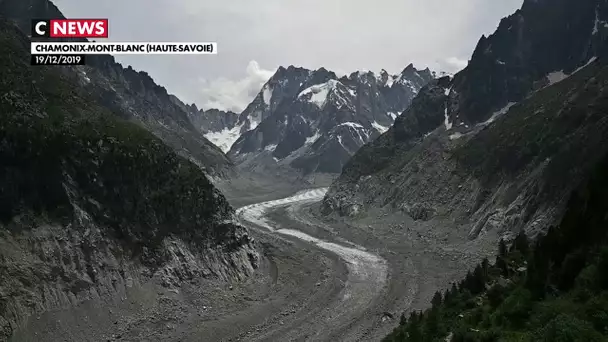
8;176;491;341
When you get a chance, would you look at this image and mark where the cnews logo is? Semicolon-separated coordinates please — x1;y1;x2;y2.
31;19;108;38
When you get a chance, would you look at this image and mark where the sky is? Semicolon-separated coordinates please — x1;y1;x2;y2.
54;0;524;113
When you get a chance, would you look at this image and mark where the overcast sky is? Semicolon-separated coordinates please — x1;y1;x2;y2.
54;0;523;112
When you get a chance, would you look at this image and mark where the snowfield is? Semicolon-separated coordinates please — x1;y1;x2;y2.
204;124;243;153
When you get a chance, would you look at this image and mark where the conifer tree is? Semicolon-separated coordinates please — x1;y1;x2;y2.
431;291;442;308
498;238;508;258
513;230;530;256
497;238;509;277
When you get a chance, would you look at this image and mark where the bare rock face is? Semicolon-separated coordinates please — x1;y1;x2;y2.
0;17;257;341
324;0;608;241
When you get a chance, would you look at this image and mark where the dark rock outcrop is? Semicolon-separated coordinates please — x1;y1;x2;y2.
449;0;608;126
189;108;239;135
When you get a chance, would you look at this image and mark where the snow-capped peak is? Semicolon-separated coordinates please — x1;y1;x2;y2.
228;62;434;174
297;79;356;109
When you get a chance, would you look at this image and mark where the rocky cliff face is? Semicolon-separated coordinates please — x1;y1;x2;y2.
0;0;234;178
229;65;433;174
323;0;608;240
448;0;608;126
0;18;257;341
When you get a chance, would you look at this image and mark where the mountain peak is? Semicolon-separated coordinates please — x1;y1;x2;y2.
229;60;433;172
403;63;416;72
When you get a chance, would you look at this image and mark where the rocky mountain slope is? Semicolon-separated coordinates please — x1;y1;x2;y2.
0;17;257;341
228;64;433;174
0;0;234;178
323;0;608;240
385;149;608;341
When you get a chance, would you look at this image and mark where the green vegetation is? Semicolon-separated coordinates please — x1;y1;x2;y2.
384;151;608;341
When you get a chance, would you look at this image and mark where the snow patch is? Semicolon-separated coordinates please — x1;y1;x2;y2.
593;6;601;35
547;71;568;85
298;80;340;108
387;112;397;120
264;144;277;152
544;57;597;87
393;73;403;84
399;79;417;93
574;56;597;74
480;102;517;126
249;118;260;130
262;85;273;106
204;124;243;153
497;60;506;65
372;121;389;134
80;70;91;83
339;122;364;129
305;131;321;145
449;132;464;140
444;106;453;130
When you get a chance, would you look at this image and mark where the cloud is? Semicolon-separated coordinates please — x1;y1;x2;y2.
196;60;275;113
442;57;470;73
54;0;524;111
